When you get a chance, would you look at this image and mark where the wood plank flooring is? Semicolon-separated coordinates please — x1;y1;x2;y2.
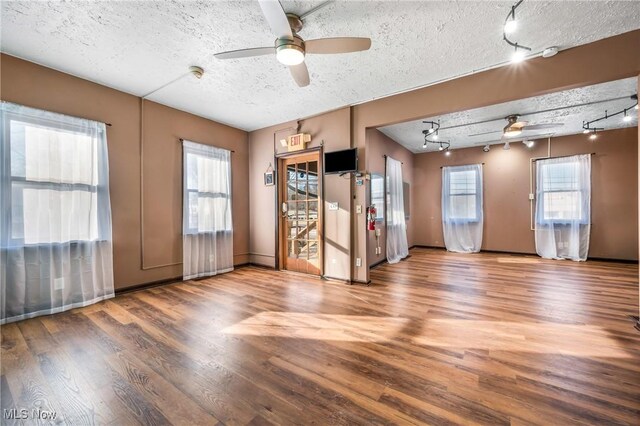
1;248;639;425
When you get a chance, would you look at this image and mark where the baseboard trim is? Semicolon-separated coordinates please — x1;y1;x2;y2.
115;276;183;295
410;245;638;263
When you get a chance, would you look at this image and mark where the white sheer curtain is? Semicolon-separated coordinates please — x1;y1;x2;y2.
442;164;483;253
385;156;408;263
1;102;114;324
182;140;233;279
535;154;591;261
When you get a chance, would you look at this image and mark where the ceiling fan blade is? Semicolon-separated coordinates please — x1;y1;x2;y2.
468;130;502;137
522;123;565;131
305;37;372;54
258;0;293;39
289;62;310;87
214;46;275;60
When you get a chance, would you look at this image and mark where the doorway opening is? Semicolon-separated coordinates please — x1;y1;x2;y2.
278;151;323;275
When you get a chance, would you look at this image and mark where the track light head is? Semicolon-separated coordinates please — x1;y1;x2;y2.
589;131;597;141
189;66;204;79
504;19;517;34
503;141;511;150
511;48;526;63
444;150;451;157
483;144;490;153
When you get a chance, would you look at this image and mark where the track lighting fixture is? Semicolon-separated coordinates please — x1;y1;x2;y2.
422;120;450;151
503;0;531;63
523;140;534;148
589;131;597;141
503;141;511;150
483;144;490;153
582;94;638;136
444;150;451;157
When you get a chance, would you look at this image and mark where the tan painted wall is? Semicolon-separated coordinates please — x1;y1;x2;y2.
248;108;352;280
352;30;640;281
0;54;249;290
412;127;638;260
365;129;414;267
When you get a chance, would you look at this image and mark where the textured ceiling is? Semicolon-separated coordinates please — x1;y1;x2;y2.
1;1;639;131
379;78;638;153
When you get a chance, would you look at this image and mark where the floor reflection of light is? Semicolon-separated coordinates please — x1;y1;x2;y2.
496;257;541;264
411;319;630;358
222;312;409;342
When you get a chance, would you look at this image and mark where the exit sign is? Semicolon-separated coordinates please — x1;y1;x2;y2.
286;133;311;152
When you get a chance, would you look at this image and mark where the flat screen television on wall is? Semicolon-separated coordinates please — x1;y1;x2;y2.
324;148;358;175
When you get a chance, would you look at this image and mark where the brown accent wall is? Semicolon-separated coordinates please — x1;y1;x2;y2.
248;108;352;280
0;54;249;290
365;129;414;267
412;127;638;260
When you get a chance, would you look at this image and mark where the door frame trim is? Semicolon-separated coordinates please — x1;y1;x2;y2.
275;147;324;276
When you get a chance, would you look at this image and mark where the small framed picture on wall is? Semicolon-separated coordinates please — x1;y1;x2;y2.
264;171;275;186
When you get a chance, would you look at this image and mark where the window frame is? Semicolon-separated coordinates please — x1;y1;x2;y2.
183;150;233;236
536;160;590;226
444;167;482;223
2;111;106;247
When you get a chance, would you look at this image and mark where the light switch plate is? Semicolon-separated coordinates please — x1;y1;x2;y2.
329;202;339;211
356;258;362;267
356;205;362;214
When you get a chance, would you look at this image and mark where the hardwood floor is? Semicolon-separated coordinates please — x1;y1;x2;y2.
2;248;639;425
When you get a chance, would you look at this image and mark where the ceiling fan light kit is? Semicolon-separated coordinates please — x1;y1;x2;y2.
276;36;305;65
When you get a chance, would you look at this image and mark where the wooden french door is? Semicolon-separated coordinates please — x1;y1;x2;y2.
278;152;322;275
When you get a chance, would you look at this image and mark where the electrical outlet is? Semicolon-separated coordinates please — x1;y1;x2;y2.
54;277;65;290
375;228;381;237
329;202;339;211
356;205;362;214
356;258;362;267
529;193;535;200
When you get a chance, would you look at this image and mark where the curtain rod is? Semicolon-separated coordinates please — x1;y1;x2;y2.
382;154;403;164
440;162;485;169
179;138;235;153
532;153;595;162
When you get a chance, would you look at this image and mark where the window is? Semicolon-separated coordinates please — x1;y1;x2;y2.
537;158;589;224
445;167;481;221
2;107;107;246
370;173;385;221
183;143;232;234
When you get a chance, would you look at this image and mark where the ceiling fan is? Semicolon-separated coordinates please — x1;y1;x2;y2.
214;0;372;87
468;114;564;137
